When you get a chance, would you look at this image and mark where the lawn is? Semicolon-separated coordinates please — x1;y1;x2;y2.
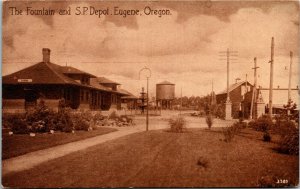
2;127;117;159
3;128;298;187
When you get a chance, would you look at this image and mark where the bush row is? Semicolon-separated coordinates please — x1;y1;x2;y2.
248;114;299;155
4;100;108;134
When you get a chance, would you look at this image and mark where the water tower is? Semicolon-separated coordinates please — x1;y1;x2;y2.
156;81;175;109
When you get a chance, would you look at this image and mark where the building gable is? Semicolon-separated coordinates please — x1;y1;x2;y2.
2;62;72;85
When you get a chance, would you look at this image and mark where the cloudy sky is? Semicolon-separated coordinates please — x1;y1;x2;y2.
2;1;299;98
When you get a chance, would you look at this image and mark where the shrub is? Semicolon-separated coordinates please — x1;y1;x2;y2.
249;115;273;132
272;119;299;155
273;117;297;135
168;116;186;133
7;100;130;134
276;123;298;155
233;121;247;130
71;111;92;131
93;112;105;125
73;118;90;131
283;100;298;121
206;114;213;129
222;125;236;142
25;99;58;133
197;156;209;168
10;117;28;134
6;99;77;134
55;109;74;132
2;113;26;129
222;122;244;142
263;131;271;142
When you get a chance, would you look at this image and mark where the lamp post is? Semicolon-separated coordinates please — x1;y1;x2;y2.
139;67;152;131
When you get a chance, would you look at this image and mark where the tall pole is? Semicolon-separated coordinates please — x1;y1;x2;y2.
287;51;293;118
288;51;293;103
269;37;274;117
211;79;214;105
146;77;149;131
243;74;248;119
226;48;230;102
245;74;248;92
250;57;259;119
219;48;237;120
180;87;182;116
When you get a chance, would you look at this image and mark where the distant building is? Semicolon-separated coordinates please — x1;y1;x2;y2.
156;81;175;109
120;89;139;110
216;81;253;118
243;87;300;117
2;48;130;113
217;80;300;119
258;87;299;114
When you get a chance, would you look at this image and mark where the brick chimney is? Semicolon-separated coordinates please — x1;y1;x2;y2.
42;48;51;63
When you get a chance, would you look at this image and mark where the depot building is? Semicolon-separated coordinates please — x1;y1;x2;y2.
2;48;131;113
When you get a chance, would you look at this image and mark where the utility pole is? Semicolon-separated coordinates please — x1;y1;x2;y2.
225;48;231;120
269;37;274;117
180;87;182;116
227;48;230;101
288;51;293;103
245;74;248;92
250;57;259;119
210;79;213;110
219;48;238;120
139;67;152;131
287;51;293;117
211;79;214;105
242;74;248;119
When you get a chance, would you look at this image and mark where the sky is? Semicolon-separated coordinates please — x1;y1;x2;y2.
2;1;299;98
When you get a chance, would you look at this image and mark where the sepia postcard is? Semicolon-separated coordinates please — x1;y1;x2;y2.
1;0;299;188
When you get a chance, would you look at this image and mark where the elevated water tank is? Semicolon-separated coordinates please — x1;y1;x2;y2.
156;81;175;100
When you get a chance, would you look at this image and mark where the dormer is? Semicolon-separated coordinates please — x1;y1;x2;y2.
62;66;96;85
97;77;120;91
